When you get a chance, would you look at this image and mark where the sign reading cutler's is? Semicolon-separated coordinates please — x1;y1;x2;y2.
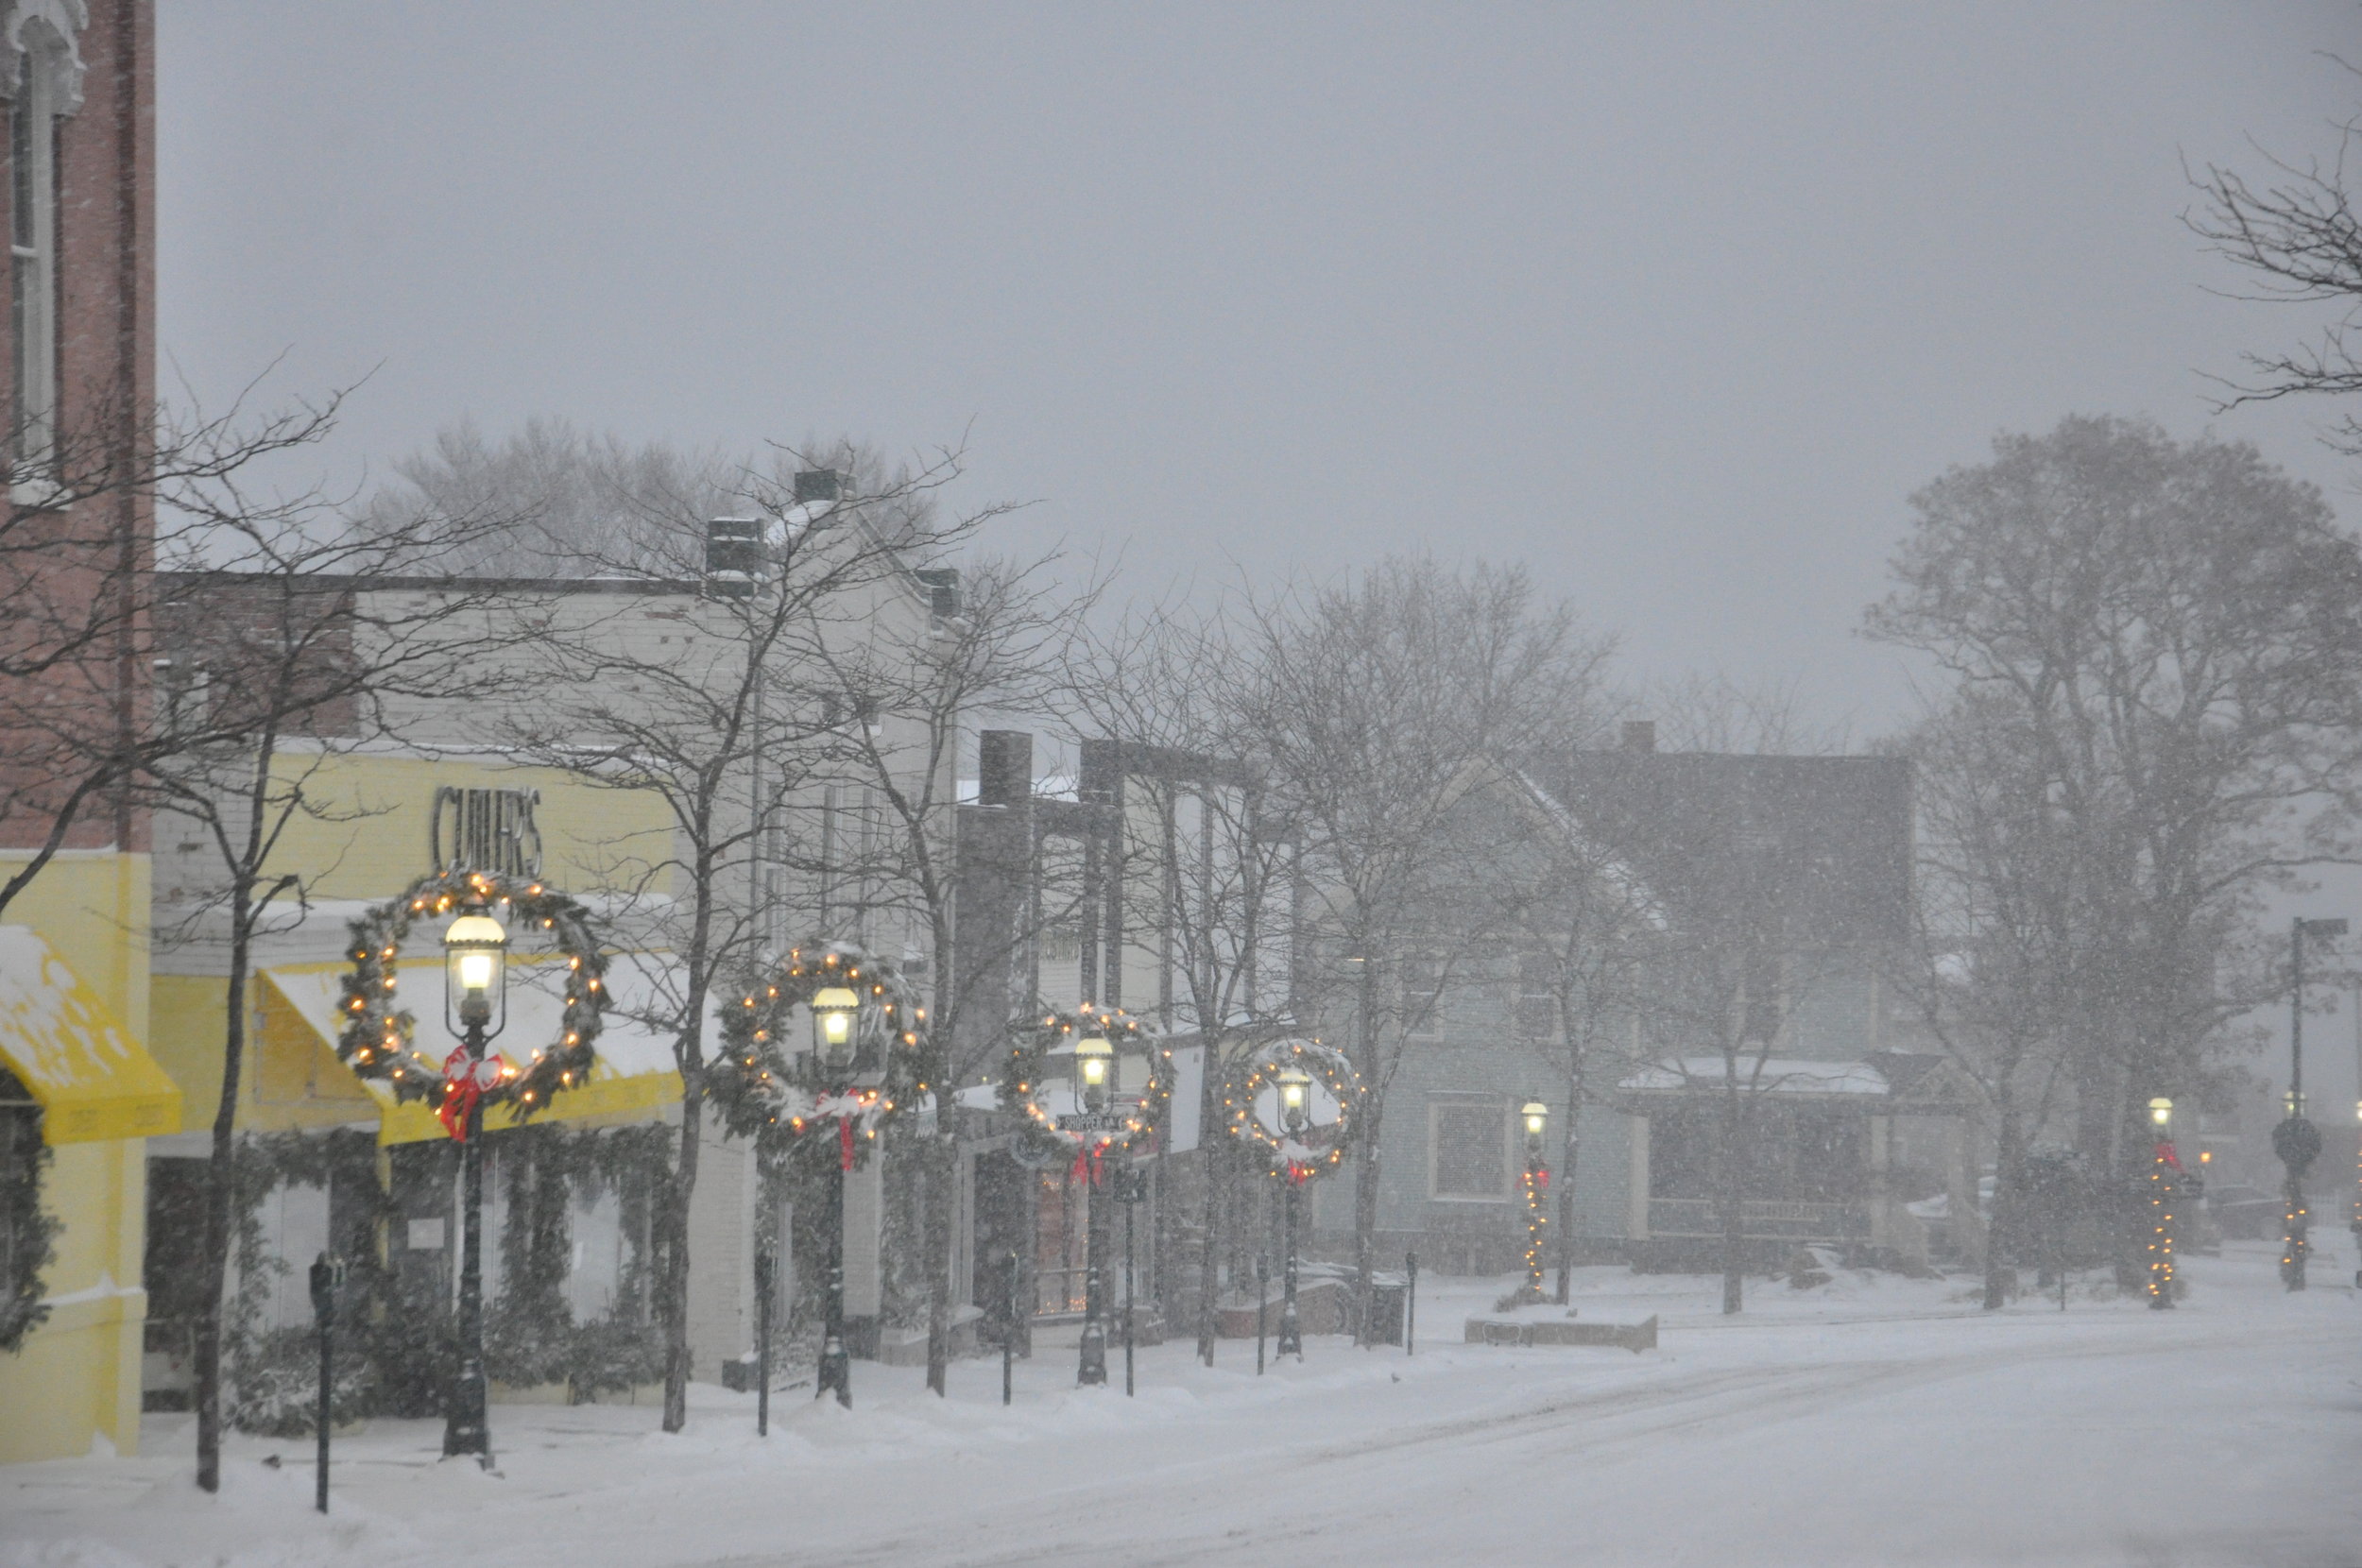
430;786;543;878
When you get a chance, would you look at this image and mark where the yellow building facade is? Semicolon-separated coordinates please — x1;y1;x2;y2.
1;746;674;1464
0;851;178;1464
147;749;676;1138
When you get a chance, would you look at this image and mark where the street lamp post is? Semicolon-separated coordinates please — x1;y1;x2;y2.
2352;982;2362;1287
1117;1164;1147;1396
811;984;860;1406
1520;1100;1550;1304
2279;916;2344;1290
1275;1065;1311;1360
2352;1094;2362;1291
1074;1031;1115;1387
2144;1098;2179;1310
440;906;508;1462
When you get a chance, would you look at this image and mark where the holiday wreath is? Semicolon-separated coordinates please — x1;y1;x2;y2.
334;868;610;1130
707;941;932;1174
998;1003;1174;1181
1224;1036;1361;1184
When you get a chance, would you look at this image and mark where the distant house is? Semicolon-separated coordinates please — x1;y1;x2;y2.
1314;726;1980;1275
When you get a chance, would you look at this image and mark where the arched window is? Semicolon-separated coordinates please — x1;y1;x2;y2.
3;2;83;469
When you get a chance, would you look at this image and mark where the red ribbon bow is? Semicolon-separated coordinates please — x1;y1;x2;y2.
838;1115;857;1172
1072;1140;1109;1187
437;1048;503;1142
1285;1160;1315;1185
2154;1141;2182;1170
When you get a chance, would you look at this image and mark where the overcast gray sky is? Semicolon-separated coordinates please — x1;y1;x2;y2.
161;3;2361;734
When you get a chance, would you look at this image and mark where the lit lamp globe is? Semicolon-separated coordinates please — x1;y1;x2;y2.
2148;1097;2173;1130
1073;1032;1115;1114
442;911;509;1036
1274;1063;1312;1134
1522;1099;1549;1152
809;985;861;1074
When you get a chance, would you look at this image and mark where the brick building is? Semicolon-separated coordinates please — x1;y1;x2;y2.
0;0;175;1465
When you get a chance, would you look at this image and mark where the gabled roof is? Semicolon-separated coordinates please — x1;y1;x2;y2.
1539;750;1911;947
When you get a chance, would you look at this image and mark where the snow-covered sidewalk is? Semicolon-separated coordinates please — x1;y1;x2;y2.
6;1241;2357;1568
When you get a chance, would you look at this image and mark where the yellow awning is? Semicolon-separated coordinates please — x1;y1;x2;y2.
0;925;181;1145
263;956;687;1147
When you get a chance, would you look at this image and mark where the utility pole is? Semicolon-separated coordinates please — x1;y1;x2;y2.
2278;917;2344;1290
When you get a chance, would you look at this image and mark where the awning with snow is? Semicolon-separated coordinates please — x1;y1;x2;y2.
0;925;181;1145
263;950;700;1146
1617;1052;1970;1110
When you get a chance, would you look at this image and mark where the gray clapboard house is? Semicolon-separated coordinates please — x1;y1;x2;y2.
1312;725;1977;1276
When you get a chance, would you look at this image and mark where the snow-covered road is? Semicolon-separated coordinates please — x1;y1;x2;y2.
7;1242;2358;1568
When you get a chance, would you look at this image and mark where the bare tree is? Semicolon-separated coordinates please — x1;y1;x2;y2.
1890;692;2083;1310
0;386;343;920
496;448;985;1430
794;545;1079;1396
1506;795;1658;1304
1063;604;1301;1365
1236;559;1612;1336
1864;416;2362;1218
2189;74;2362;456
146;482;534;1492
1642;671;1855;757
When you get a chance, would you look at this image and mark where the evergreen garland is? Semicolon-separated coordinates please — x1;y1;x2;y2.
0;1067;58;1354
220;1119;673;1423
1222;1036;1361;1184
482;1121;671;1399
708;940;933;1180
998;1003;1174;1171
334;868;610;1120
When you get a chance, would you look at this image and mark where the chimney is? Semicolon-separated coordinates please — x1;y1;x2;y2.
977;729;1033;807
703;517;763;588
1622;720;1656;754
915;566;961;618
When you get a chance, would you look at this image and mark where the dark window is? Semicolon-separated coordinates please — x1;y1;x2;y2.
1431;1099;1507;1200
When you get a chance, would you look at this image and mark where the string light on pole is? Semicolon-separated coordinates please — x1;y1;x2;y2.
2143;1097;2182;1310
1520;1100;1550;1304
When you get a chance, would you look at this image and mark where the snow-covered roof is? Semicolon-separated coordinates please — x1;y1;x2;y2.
1619;1057;1891;1096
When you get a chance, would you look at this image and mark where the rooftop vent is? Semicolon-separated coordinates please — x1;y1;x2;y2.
794;469;844;507
705;517;764;590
